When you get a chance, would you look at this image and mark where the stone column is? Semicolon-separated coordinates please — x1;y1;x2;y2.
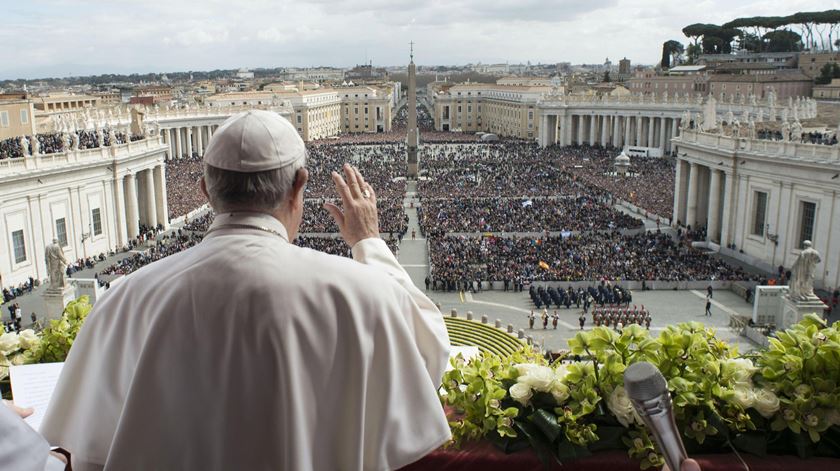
114;175;128;246
587;115;595;145
634;116;642;146
539;114;549;147
196;126;204;156
144;168;158;228
161;129;169;159
174;127;182;159
186;127;193;158
672;159;684;225
600;115;608;146
720;172;734;247
154;164;169;230
125;173;140;239
623;116;631;146
670;118;679;154
658;117;667;155
686;162;699;228
577;115;585;145
612;115;620;148
647;117;655;148
707;169;722;243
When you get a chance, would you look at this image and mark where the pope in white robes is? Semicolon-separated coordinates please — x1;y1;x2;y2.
40;110;451;470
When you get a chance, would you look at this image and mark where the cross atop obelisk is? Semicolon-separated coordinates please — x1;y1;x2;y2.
406;41;419;178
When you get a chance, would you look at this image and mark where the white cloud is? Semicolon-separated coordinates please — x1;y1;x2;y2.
0;0;833;79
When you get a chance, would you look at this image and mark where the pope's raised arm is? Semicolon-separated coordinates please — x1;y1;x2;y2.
325;163;450;385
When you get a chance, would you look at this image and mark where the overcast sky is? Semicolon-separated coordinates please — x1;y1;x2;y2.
0;0;829;80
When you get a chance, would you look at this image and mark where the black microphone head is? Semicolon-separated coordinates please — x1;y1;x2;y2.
624;361;668;401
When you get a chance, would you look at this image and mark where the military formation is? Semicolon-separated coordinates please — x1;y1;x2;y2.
526;282;651;332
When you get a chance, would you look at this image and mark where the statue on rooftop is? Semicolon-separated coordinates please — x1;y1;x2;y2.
45;239;68;290
791;120;802;143
19;136;30;157
788;241;821;301
748;119;756;140
781;119;791;141
31;135;40;155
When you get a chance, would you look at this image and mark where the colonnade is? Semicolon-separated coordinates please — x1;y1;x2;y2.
540;113;681;154
113;164;169;245
673;160;732;246
160;124;219;159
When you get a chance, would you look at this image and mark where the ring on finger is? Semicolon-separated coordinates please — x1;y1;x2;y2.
362;189;371;199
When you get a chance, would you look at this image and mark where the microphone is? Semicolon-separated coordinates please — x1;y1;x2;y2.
624;361;688;471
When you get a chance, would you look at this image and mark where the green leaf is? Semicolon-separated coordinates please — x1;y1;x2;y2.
516;421;558;470
556;437;592;462
731;433;767;456
532;409;563;443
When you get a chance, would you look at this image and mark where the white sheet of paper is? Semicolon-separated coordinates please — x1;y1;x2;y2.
445;346;481;371
10;362;64;432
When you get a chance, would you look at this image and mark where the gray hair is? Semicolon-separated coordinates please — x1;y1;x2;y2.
203;157;306;212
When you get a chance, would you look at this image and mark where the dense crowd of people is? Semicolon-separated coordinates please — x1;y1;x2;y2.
0;129;133;159
295;235;399;257
165;156;207;219
428;231;754;286
416;143;675;220
419;196;640;234
99;233;203;276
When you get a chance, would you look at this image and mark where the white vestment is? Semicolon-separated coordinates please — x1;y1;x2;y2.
41;212;451;471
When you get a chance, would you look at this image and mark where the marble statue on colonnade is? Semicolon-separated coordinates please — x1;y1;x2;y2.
725;110;734;126
31;135;40;155
19;136;30;157
750;94;757;106
781;120;791;141
788;241;821;301
703;96;717;130
791;120;802;143
45;239;68;290
748;119;756;140
768;88;777;108
731;120;741;138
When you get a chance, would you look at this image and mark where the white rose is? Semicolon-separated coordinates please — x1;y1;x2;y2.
509;382;533;406
17;329;39;350
730;386;756;409
551;382;570;403
752;388;780;418
0;332;20;355
518;365;556;392
9;353;24;366
607;386;640;427
722;358;757;385
514;363;538;376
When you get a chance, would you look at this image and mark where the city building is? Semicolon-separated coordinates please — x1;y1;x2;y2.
813;78;840;100
339;86;393;133
132;86;174;104
673;128;840;290
799;51;840;79
280;67;345;83
0;136;169;286
206;89;340;141
32;93;99;114
0;93;36;140
432;83;550;138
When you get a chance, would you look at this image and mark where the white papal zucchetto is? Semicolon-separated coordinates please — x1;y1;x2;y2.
203;110;305;173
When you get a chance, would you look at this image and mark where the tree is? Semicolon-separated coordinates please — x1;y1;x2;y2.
763;30;802;52
603;71;611;83
661;40;684;69
815;63;840;85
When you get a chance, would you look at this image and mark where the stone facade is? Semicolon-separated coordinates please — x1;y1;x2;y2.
673;128;840;290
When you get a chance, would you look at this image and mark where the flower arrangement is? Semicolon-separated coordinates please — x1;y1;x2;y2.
0;296;92;397
440;315;840;469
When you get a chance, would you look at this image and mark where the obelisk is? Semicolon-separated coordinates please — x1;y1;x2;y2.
407;42;419;178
